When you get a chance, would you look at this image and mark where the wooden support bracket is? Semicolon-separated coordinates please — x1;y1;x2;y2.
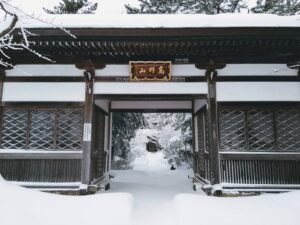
76;60;106;71
195;61;226;71
287;61;300;76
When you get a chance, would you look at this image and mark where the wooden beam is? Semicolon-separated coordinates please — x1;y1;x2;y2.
0;151;83;160
4;76;85;82
220;152;300;161
216;76;300;82
0;102;84;108
2;76;206;83
81;69;95;185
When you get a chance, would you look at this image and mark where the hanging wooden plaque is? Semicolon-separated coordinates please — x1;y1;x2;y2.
129;61;172;81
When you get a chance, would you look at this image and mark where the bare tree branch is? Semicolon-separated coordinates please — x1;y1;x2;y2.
0;2;18;38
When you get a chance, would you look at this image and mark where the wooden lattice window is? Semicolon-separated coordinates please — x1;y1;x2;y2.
219;105;300;152
0;108;83;150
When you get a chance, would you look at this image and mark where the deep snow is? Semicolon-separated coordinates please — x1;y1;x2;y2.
0;178;132;225
1;161;300;225
109;169;195;225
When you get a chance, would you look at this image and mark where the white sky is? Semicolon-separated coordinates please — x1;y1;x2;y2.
10;0;257;15
10;0;139;14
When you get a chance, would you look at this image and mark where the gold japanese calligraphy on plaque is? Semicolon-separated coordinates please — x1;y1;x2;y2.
129;61;172;81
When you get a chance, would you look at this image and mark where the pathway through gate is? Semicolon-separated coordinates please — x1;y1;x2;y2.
106;167;200;225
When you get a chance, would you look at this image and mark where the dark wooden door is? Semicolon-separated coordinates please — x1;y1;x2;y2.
91;106;109;181
193;106;211;182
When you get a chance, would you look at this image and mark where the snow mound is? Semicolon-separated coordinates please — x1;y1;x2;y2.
0;180;133;225
133;151;169;172
173;192;300;225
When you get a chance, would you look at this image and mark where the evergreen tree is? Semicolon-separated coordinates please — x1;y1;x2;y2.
125;0;247;14
44;0;98;14
252;0;300;15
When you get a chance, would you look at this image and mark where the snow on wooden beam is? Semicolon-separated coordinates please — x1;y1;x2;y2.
2;82;85;102
94;82;208;95
217;82;300;101
6;65;83;77
6;64;297;77
218;64;298;76
6;64;204;77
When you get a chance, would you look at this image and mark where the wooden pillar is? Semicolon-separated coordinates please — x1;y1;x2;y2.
0;70;5;142
76;60;105;186
81;69;95;185
0;70;5;102
196;62;225;185
206;69;220;185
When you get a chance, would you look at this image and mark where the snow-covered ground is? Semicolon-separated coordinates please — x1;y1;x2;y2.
1;161;300;225
109;169;195;225
174;192;300;225
0;175;132;225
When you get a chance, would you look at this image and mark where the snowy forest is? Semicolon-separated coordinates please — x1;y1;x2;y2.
111;113;193;169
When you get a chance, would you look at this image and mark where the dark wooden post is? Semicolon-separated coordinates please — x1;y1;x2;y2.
0;70;5;142
0;70;5;102
81;69;95;185
76;60;105;186
196;62;225;186
206;69;220;185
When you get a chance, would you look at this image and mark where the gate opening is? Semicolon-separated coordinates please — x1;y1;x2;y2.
111;112;193;172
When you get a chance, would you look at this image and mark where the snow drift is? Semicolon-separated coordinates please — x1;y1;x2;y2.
173;192;300;225
0;180;132;225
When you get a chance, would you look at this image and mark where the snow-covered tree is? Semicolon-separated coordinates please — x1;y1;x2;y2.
44;0;98;14
252;0;300;15
112;112;147;169
0;1;74;68
163;113;193;167
125;0;247;14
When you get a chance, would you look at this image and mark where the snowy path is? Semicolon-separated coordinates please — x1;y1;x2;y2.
107;168;198;225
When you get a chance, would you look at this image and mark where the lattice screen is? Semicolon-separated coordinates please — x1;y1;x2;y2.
219;110;246;151
0;108;83;150
57;109;83;150
276;110;300;151
29;110;55;150
219;106;300;152
1;110;28;149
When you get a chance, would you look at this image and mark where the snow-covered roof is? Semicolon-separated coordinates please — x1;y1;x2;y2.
22;14;300;29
